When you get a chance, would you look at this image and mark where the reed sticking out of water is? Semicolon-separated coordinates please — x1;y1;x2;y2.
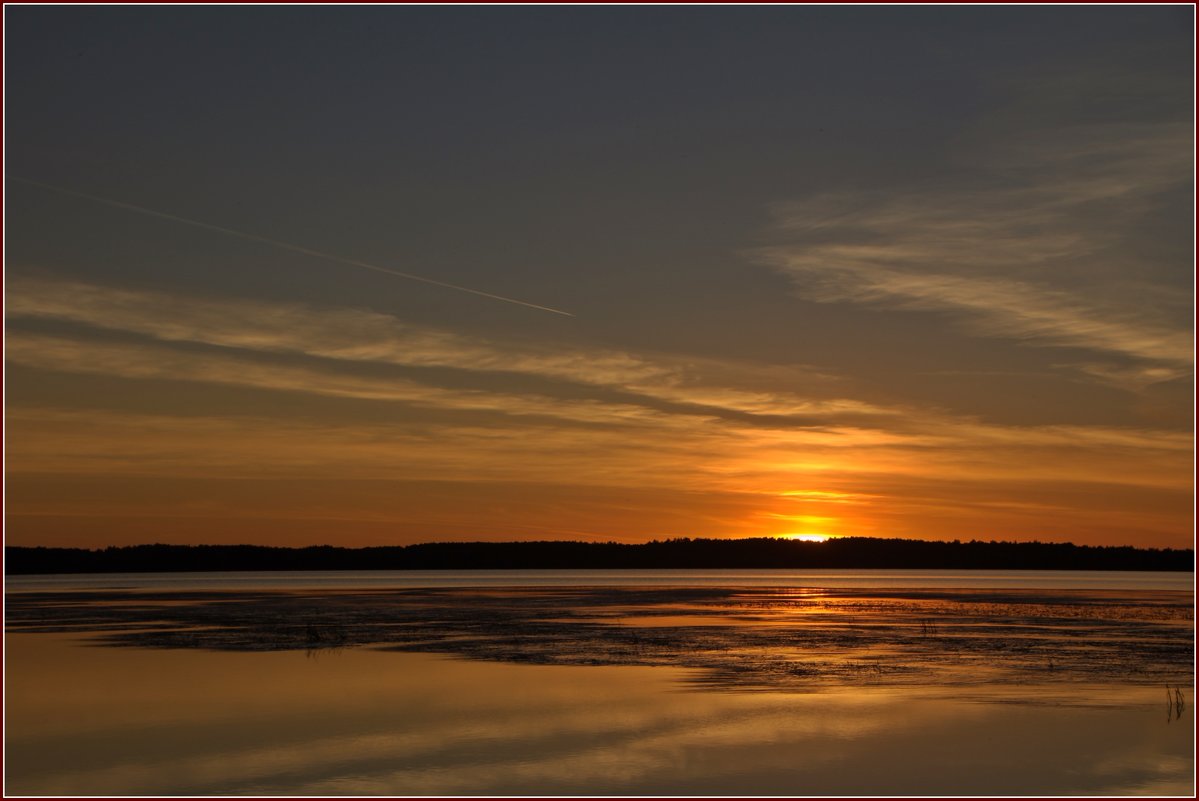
305;622;347;647
1166;685;1185;723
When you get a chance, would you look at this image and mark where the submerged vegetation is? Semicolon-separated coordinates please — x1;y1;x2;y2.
6;536;1194;574
6;585;1192;692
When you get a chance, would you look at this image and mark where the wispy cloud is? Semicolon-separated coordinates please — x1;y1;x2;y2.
5;275;878;424
1061;362;1192;391
756;119;1193;377
759;249;1191;366
4;333;675;429
6;274;1192;545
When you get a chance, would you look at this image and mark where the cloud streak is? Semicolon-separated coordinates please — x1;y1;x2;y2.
6;275;873;424
757;120;1193;375
4;333;675;429
760;248;1191;366
6;274;1192;546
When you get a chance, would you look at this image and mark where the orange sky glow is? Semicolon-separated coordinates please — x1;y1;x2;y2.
4;7;1193;552
5;278;1191;549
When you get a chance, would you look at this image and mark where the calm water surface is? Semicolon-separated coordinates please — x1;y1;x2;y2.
5;570;1194;795
7;567;1194;591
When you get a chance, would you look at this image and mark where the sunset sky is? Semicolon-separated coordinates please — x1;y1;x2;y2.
5;6;1194;549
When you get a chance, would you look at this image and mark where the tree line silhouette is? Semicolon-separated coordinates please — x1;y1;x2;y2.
4;537;1193;574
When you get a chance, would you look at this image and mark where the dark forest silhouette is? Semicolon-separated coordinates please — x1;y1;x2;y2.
4;536;1193;574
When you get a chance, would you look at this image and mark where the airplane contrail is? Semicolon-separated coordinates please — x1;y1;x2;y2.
6;175;575;317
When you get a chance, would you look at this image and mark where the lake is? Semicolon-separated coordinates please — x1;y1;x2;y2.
4;569;1194;795
7;567;1195;591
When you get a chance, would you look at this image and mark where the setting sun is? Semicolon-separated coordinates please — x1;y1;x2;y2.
764;512;844;543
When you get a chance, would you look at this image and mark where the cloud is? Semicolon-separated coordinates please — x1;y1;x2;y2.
5;274;1192;546
7;278;1189;480
1061;362;1192;391
3;333;676;429
759;249;1191;366
2;406;705;485
756;119;1193;376
6;275;869;424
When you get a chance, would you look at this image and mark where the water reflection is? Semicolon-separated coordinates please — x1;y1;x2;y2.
4;634;1193;796
6;568;1193;592
6;581;1194;795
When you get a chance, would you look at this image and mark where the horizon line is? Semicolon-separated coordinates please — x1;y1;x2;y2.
7;536;1193;553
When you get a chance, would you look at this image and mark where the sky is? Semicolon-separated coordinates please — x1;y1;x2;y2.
4;6;1194;550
